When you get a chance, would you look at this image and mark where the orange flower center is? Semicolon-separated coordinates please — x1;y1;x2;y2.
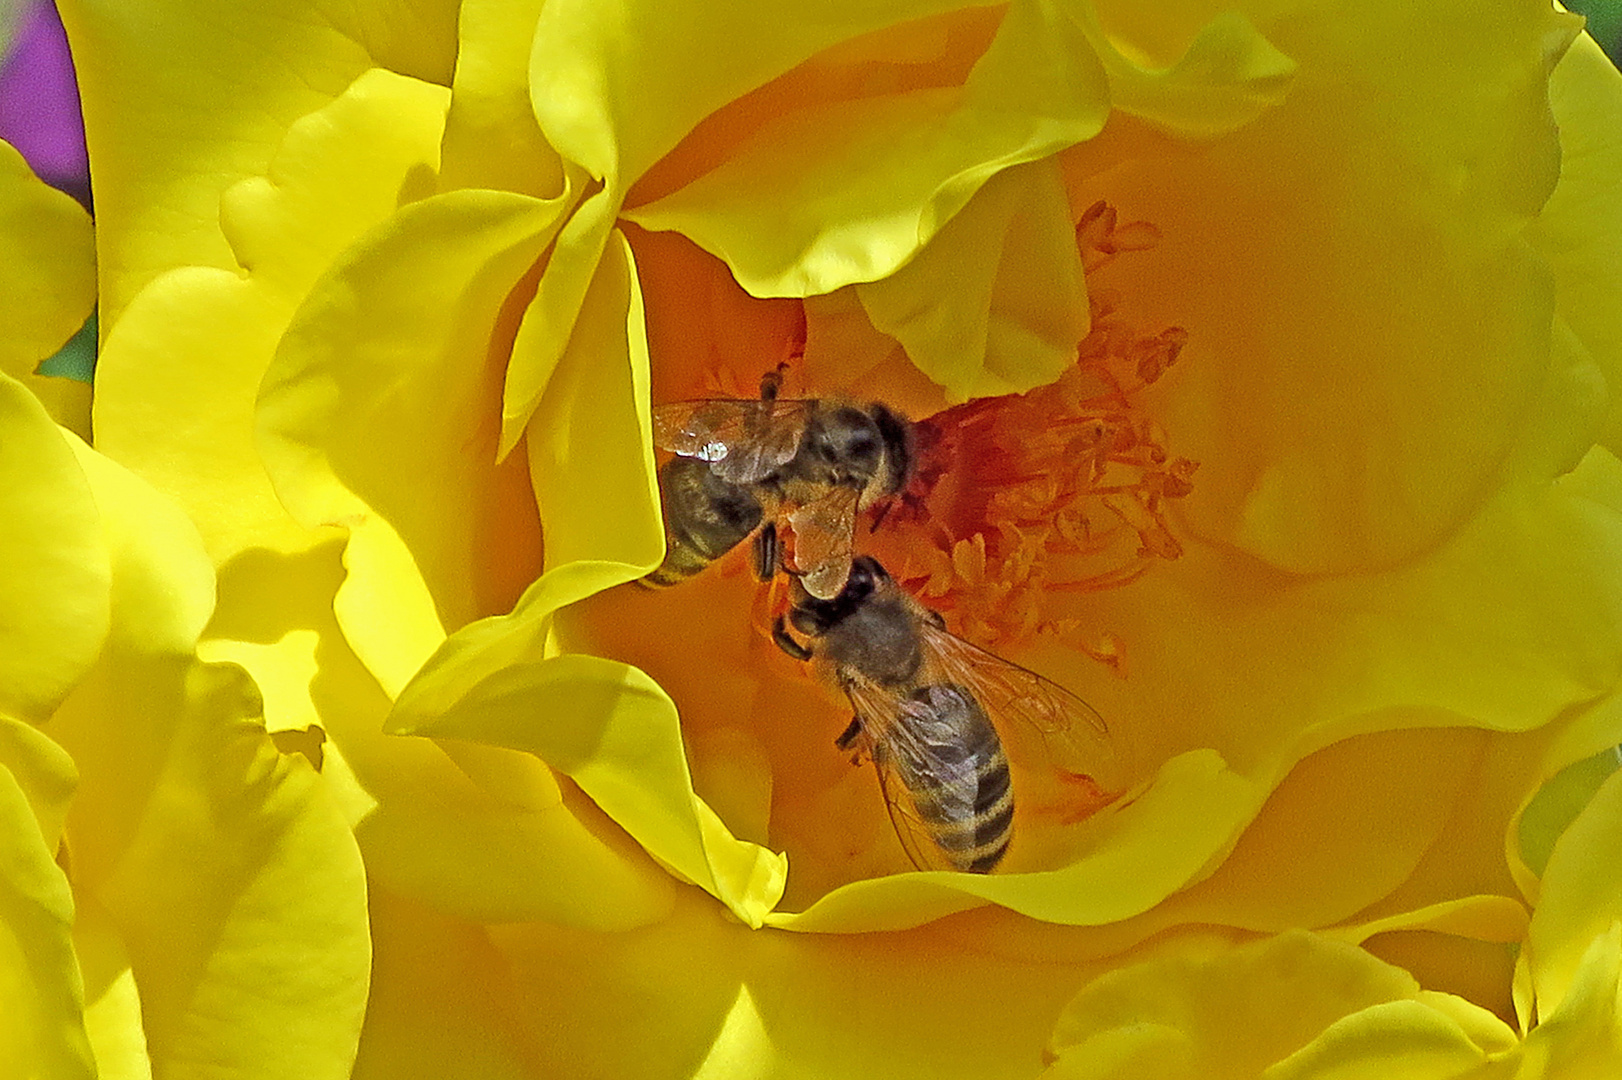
863;201;1196;663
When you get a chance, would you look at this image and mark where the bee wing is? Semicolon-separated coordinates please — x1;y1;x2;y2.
841;676;961;872
651;399;808;483
786;486;859;599
916;621;1118;790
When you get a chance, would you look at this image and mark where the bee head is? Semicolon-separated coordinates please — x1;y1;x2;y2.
867;403;913;497
804;406;883;485
788;556;887;636
843;555;887;595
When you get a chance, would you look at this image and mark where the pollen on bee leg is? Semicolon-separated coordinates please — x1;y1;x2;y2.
866;200;1197;654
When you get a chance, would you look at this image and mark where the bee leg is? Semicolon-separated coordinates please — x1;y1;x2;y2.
753;522;778;581
834;717;863;751
771;615;813;661
759;362;789;402
924;608;947;630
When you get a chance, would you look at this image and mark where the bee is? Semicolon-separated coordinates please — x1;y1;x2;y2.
770;556;1120;873
643;366;913;599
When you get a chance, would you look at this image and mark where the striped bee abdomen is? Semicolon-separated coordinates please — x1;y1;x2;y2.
892;684;1014;873
643;457;764;587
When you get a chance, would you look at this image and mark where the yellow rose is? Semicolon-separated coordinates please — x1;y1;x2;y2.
0;151;368;1077
40;0;1622;1074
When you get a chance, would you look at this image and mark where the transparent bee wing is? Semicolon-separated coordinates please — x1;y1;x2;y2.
651;399;809;482
918;623;1107;737
786;486;859;599
873;746;957;873
916;622;1121;796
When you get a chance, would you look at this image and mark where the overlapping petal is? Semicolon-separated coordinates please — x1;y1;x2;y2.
57;0;458;321
42;437;371;1080
0;139;93;434
358;885;1129;1080
1104;0;1583;575
1039;730;1622;1077
27;0;1622;1074
0;715;93;1080
1527;32;1622;457
0;373;107;723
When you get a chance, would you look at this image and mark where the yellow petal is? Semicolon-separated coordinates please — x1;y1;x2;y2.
524;230;664;574
269;568;680;931
1082;444;1622;817
1090;728;1494;941
0;728;94;1080
469;887;1125;1080
767;749;1255;933
1045;930;1515;1079
1517;746;1621;881
1088;8;1295;137
57;0;457;322
61;436;214;654
625;3;1290;300
1263;999;1508;1080
512;0;985;452
1527;766;1622;1020
1334;896;1531;950
0;140;95;435
0;373;109;723
531;0;978;186
72;890;154;1080
53;661;370;1080
1118;2;1584;573
1527;32;1622;458
622;0;1103;297
391;636;787;927
42;443;370;1080
261;214;677;933
0;715;77;854
94;68;451;563
352;885;551;1080
1519;923;1622;1076
854;159;1088;400
438;0;564;197
258;186;568;692
493;166;600;456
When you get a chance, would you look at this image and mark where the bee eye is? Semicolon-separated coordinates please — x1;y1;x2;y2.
844;556;885;597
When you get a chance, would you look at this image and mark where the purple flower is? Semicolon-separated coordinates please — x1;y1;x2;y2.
0;0;88;204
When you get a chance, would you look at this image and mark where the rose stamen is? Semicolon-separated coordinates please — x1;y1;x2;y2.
868;201;1197;655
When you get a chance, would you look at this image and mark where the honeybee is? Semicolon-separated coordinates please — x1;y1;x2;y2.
771;556;1120;873
643;367;913;599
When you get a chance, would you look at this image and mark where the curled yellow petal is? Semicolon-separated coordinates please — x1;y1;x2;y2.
0;727;94;1080
0;373;109;722
1044;931;1515;1079
0;139;95;435
625;2;1291;301
58;0;457;321
438;0;563;197
391;612;787;927
1527;766;1622;1021
854;159;1088;400
1527;32;1622;458
43;442;371;1080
